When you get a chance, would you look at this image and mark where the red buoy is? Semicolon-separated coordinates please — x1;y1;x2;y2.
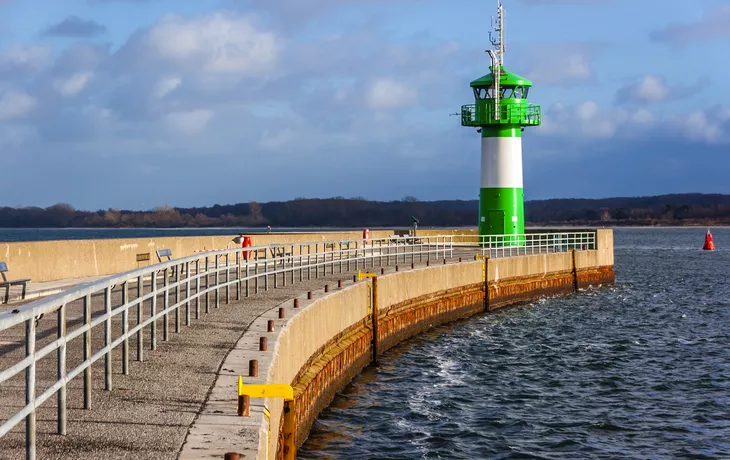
703;230;716;251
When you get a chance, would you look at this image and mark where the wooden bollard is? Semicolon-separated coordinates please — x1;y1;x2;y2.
259;337;267;351
411;263;414;269
267;320;275;332
380;268;385;275
395;265;399;272
324;284;330;293
249;359;258;377
338;280;343;288
443;259;447;265
294;298;300;308
225;453;241;460
307;291;313;300
426;260;430;267
459;257;462;262
353;274;357;282
278;307;285;319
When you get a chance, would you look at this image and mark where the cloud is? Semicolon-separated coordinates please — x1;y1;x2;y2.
539;99;730;146
523;43;599;85
244;0;414;25
651;5;730;45
0;45;53;78
520;0;613;4
153;76;182;99
131;13;280;75
164;109;214;134
672;106;730;144
53;72;95;96
619;76;668;103
0;90;37;120
538;100;657;140
42;16;107;38
615;75;708;105
366;78;418;110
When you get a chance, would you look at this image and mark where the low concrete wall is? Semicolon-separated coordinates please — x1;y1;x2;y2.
0;230;393;283
257;235;615;459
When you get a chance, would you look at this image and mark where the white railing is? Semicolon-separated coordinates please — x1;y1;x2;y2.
0;235;454;460
477;231;597;258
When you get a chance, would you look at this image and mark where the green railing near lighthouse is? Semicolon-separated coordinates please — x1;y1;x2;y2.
461;102;541;127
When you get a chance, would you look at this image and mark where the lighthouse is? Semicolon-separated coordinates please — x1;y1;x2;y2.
461;1;541;242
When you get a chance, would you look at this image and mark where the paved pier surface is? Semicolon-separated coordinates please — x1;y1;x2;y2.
0;250;474;459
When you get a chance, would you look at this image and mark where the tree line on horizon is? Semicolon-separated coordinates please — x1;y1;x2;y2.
1;194;730;228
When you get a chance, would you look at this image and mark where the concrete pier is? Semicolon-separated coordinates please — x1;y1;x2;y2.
0;229;614;460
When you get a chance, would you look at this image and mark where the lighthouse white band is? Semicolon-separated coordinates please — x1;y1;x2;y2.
480;137;524;188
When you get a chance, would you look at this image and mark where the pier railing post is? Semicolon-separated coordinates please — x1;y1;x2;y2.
122;284;129;375
84;294;92;405
104;287;112;391
25;317;36;460
136;277;143;362
57;304;67;435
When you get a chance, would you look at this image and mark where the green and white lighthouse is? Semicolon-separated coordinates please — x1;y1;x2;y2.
461;1;541;240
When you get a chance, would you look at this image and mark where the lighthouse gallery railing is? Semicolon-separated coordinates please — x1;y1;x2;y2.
461;102;541;126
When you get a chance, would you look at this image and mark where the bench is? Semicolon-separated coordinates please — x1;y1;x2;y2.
1;262;31;304
156;248;183;278
156;248;173;263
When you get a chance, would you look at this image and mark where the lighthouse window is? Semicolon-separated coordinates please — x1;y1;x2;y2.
513;87;523;98
474;88;492;100
501;88;513;98
523;88;529;98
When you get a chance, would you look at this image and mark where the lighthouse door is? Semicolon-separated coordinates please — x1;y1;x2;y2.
487;210;505;235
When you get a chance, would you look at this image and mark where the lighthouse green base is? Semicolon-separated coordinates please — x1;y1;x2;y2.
478;187;525;240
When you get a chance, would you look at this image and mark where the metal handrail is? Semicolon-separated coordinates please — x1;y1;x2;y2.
461;102;541;126
476;231;597;258
0;234;454;460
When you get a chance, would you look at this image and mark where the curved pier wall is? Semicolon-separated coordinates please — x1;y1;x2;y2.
265;282;373;458
0;230;394;283
261;241;615;458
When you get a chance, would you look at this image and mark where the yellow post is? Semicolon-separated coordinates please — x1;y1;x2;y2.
237;383;296;459
371;276;379;363
357;270;377;281
282;400;297;460
238;384;294;400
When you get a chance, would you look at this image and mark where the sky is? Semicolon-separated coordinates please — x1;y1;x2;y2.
1;0;729;210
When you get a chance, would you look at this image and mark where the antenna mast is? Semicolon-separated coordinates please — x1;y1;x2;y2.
488;0;505;121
